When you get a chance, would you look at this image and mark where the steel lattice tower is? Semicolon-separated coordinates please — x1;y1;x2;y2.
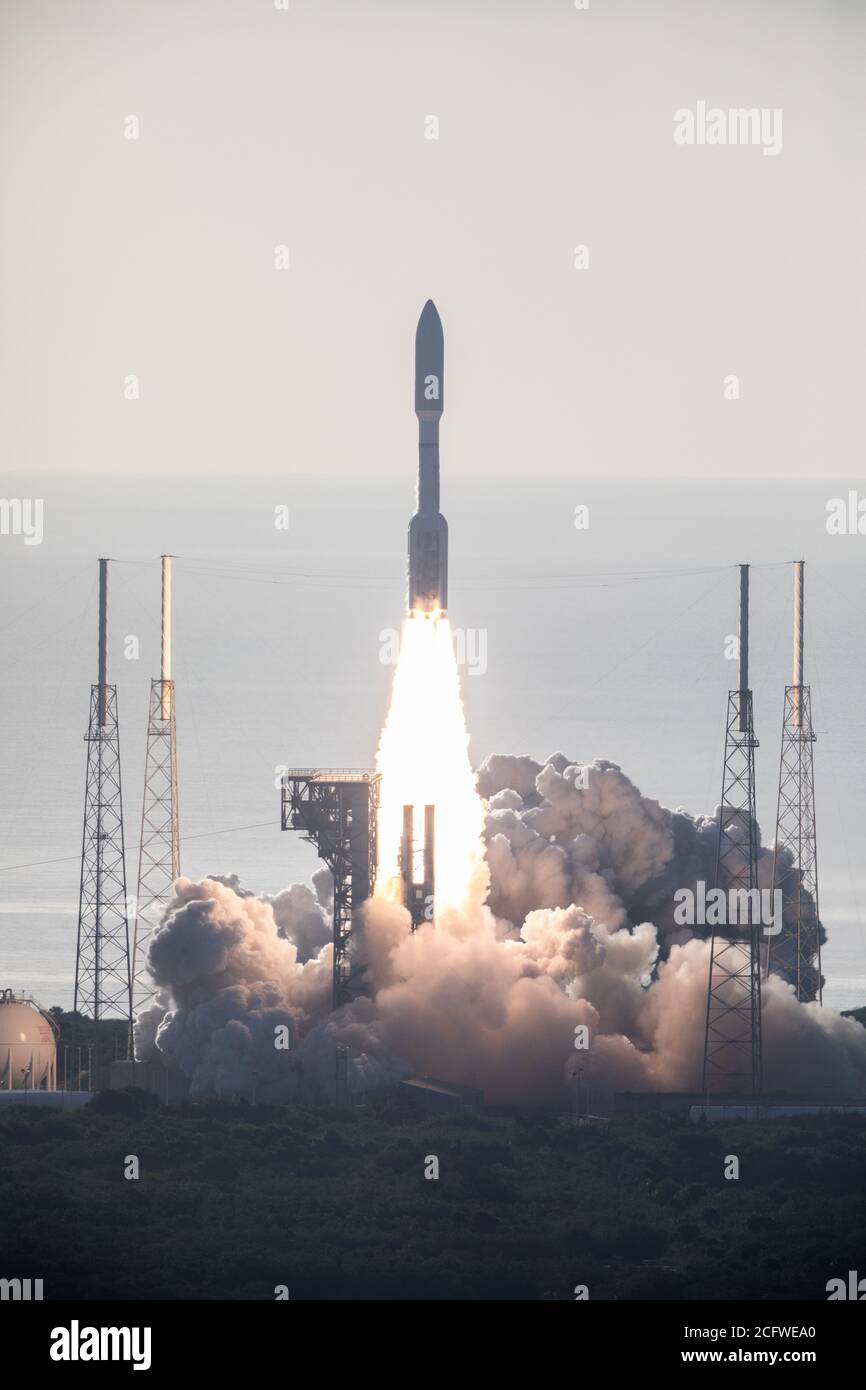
766;562;822;1003
132;556;180;1025
281;770;380;1008
702;565;763;1095
74;559;133;1027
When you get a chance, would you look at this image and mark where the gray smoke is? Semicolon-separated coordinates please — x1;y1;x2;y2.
269;875;332;963
135;877;332;1101
135;754;866;1107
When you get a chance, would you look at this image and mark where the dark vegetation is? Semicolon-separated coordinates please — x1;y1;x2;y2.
1;1096;864;1300
49;1009;129;1088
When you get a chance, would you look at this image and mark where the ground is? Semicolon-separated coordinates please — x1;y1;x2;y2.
1;1095;864;1301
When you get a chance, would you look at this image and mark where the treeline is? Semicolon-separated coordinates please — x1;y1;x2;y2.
1;1096;864;1300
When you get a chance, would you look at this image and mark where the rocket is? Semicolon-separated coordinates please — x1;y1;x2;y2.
408;299;448;613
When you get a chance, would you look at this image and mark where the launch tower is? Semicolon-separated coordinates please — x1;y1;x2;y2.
766;561;822;1002
702;564;763;1094
131;555;180;1031
281;770;380;1008
74;559;133;1032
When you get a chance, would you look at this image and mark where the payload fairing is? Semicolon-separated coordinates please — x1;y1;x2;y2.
408;300;448;614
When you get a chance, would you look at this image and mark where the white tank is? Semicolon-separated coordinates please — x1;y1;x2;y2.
0;991;57;1091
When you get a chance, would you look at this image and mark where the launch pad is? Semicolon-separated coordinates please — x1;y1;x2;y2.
281;770;380;1008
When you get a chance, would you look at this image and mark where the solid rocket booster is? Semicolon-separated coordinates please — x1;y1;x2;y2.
408;299;448;613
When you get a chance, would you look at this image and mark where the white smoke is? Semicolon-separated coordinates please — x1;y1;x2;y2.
136;755;866;1107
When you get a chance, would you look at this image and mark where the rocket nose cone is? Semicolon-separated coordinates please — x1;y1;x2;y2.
415;299;444;417
418;298;441;331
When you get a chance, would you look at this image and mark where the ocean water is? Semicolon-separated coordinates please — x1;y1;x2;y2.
0;473;863;1012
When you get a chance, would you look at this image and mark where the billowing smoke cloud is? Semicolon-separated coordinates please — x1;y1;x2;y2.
269;871;332;963
135;877;332;1101
136;756;866;1107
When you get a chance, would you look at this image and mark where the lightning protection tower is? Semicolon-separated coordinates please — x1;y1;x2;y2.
74;559;133;1033
702;564;763;1095
766;561;822;1002
131;555;180;1028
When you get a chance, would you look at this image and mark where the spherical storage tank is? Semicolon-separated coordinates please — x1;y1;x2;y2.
0;990;57;1090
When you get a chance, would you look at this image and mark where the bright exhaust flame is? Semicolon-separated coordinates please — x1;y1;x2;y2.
376;612;487;915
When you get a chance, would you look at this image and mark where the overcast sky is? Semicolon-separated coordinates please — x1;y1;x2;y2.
0;0;861;477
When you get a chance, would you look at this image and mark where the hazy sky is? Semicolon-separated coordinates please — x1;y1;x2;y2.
0;0;862;477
